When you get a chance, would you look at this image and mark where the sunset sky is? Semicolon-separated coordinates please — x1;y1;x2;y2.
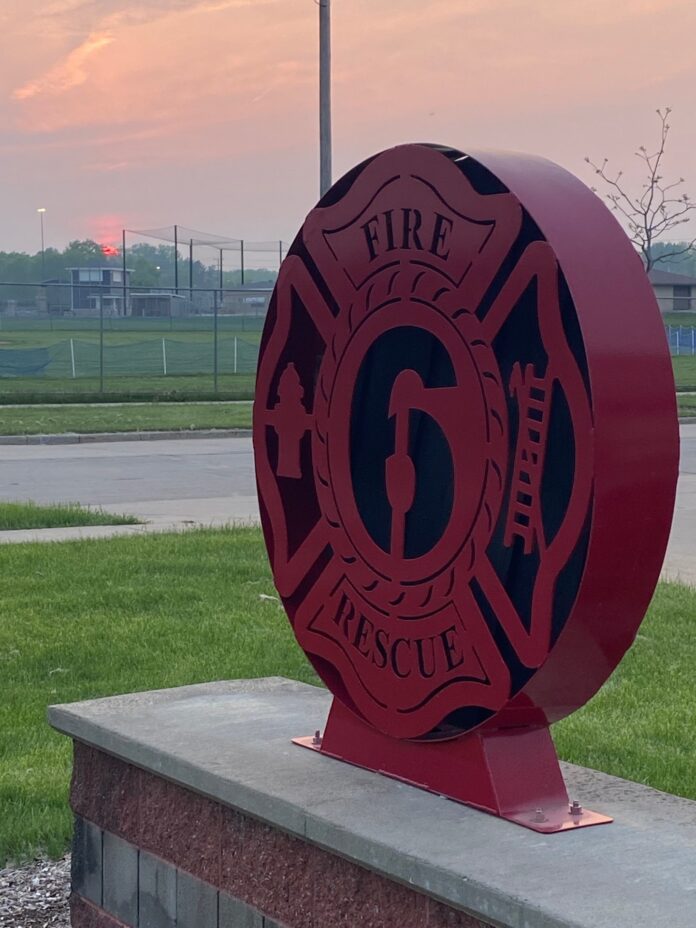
2;0;696;260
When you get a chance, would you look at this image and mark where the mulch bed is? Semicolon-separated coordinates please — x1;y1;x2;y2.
0;856;70;928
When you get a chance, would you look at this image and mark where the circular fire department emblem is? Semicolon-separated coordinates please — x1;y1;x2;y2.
253;144;678;741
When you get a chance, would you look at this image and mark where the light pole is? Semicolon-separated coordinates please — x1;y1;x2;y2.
37;208;46;280
319;0;332;197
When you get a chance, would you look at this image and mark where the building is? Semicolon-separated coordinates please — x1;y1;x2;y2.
648;268;696;313
130;292;190;317
68;267;132;316
220;279;275;315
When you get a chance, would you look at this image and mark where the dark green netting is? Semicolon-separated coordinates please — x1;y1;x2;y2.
0;336;259;379
0;347;52;376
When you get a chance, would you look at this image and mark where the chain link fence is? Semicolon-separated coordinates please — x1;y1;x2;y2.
0;282;269;400
0;280;692;400
0;333;260;378
667;325;696;356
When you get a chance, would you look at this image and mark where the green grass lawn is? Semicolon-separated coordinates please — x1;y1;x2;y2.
0;527;693;865
663;312;696;326
673;356;696;390
0;391;688;436
0;373;256;403
0;402;253;435
0;325;263;351
553;581;696;790
0;528;316;864
0;502;138;531
0;359;686;405
678;394;696;416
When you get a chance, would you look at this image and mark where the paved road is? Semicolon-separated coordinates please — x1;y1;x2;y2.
0;427;694;584
0;437;259;528
666;424;696;585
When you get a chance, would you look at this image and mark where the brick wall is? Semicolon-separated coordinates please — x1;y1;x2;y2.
69;742;492;928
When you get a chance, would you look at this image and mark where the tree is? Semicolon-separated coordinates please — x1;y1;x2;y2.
586;108;696;272
0;240;279;295
62;240;116;268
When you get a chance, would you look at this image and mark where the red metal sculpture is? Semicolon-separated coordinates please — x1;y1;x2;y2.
253;144;679;832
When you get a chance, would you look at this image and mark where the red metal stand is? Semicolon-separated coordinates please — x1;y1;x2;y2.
294;699;611;834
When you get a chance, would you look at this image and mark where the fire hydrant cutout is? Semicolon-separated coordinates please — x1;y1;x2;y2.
253;144;678;832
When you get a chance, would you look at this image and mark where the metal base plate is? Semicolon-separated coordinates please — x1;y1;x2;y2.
292;700;613;834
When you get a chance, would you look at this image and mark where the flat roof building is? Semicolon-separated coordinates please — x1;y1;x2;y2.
648;268;696;313
68;267;132;316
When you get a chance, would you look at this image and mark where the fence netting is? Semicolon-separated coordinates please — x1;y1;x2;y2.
0;335;259;380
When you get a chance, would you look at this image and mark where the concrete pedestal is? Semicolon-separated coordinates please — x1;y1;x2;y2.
49;678;696;928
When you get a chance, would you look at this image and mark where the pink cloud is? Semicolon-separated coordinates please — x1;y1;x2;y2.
13;32;114;100
3;0;696;253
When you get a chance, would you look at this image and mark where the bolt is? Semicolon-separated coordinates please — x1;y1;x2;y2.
531;808;547;823
312;729;322;747
570;800;583;817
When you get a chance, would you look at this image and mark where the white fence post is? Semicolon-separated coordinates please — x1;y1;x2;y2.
162;338;167;376
70;338;76;379
234;336;238;374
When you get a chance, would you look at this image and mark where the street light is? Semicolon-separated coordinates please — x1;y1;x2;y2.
36;208;46;281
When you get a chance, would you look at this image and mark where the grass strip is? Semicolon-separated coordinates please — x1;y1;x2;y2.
673;356;696;391
678;394;696;417
0;501;138;531
0;401;253;436
0;528;693;864
663;312;696;326
0;373;256;404
0;358;690;403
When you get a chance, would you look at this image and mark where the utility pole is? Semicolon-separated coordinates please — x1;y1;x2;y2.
37;208;46;280
173;224;179;293
319;0;332;197
189;239;194;303
122;229;127;316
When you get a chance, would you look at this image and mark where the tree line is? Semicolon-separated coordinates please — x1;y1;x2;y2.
0;239;277;298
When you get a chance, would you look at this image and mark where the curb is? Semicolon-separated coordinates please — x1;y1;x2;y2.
0;419;692;445
0;428;252;446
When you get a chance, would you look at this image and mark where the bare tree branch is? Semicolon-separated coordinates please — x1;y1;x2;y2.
585;108;696;272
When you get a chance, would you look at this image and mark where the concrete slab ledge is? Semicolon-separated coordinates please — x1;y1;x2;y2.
0;428;251;445
49;678;696;928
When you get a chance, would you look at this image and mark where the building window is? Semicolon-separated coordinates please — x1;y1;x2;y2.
78;269;102;283
673;285;691;312
112;270;122;283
